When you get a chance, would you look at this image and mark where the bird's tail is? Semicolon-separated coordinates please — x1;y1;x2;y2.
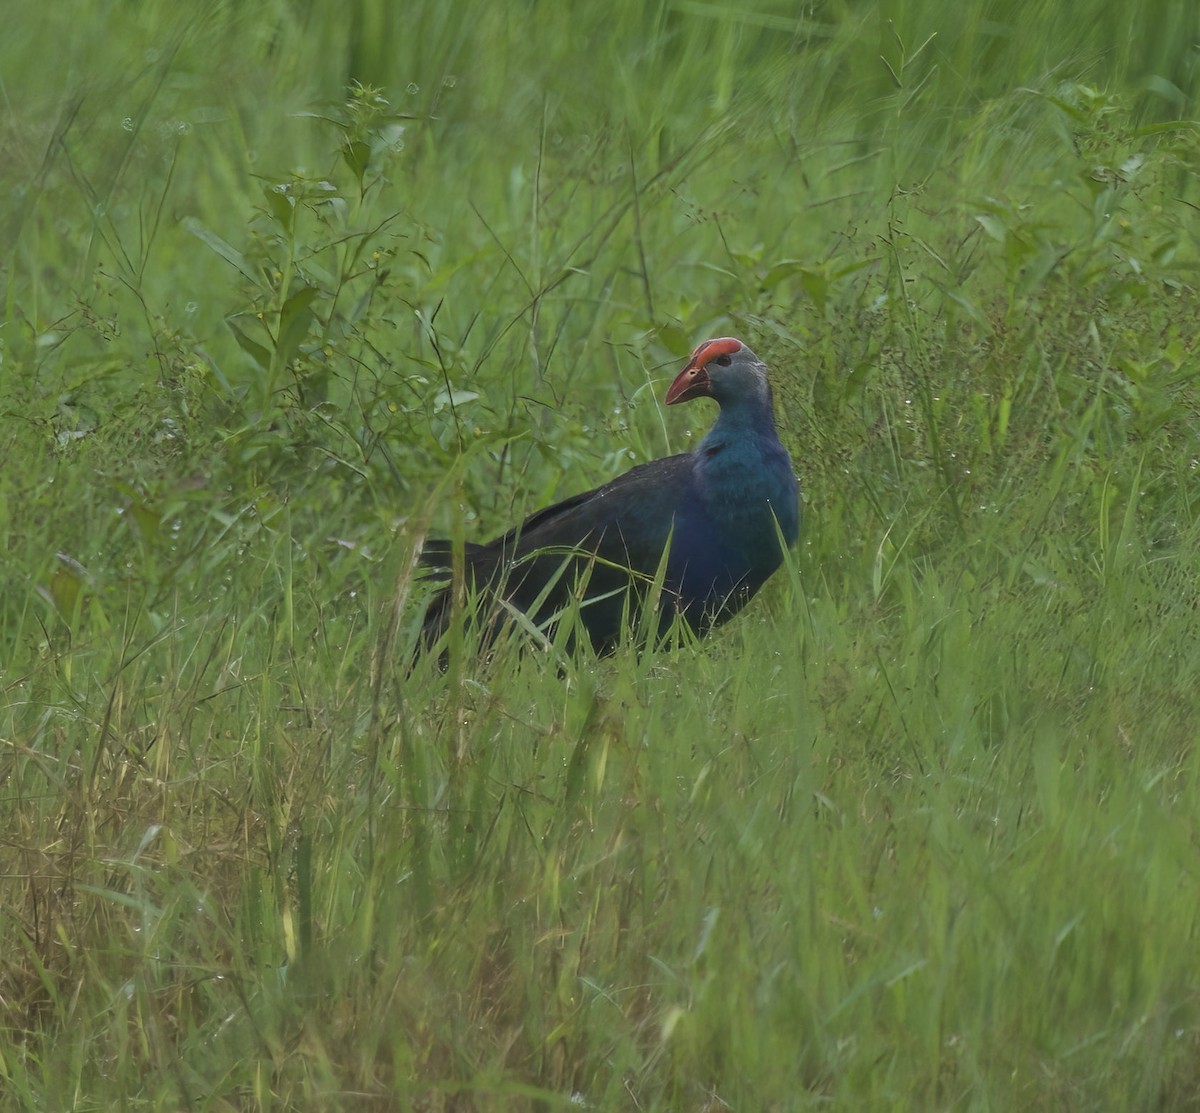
418;538;490;579
415;538;495;663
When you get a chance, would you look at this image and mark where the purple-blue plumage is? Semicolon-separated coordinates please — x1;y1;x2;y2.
420;337;800;655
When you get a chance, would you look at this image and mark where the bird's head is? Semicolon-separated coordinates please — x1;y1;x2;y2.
664;337;770;409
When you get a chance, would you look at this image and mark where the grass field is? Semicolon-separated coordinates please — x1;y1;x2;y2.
4;1;1200;1108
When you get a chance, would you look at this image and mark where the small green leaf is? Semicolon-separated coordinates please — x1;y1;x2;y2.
227;318;272;370
798;268;828;313
128;501;161;544
263;184;296;233
341;139;372;184
182;217;259;283
277;286;320;366
49;568;82;616
433;388;479;413
975;214;1007;242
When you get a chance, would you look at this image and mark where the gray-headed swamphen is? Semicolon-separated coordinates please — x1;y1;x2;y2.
419;337;800;655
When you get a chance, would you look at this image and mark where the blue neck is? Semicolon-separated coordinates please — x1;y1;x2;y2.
699;388;779;450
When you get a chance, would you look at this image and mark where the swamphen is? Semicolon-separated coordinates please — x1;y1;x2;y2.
420;337;800;655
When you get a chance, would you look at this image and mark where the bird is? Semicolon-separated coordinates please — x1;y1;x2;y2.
419;337;800;657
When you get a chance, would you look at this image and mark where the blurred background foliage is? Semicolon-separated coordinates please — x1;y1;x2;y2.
3;0;1200;1108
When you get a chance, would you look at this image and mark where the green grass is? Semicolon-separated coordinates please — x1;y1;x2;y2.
4;0;1200;1108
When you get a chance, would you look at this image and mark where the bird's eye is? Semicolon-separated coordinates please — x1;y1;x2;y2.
713;354;732;367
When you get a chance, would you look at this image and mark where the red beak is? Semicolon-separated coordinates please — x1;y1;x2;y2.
665;361;712;406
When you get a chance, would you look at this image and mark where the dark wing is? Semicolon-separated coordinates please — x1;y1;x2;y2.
423;453;694;570
420;452;696;652
499;452;694;565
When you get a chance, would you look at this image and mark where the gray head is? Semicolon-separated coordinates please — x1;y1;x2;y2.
664;337;773;411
